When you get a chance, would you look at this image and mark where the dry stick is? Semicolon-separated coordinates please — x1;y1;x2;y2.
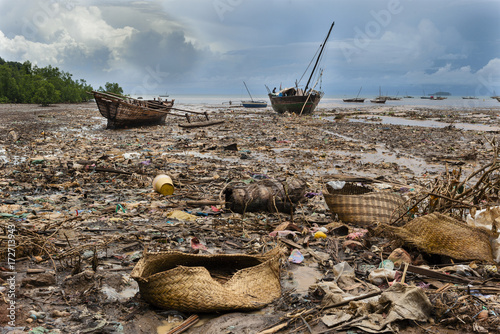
455;140;499;201
282;181;294;222
391;193;430;225
320;290;382;311
300;314;313;334
316;315;369;333
29;243;58;283
455;162;498;201
425;191;479;208
270;196;284;226
166;314;199;334
401;262;409;284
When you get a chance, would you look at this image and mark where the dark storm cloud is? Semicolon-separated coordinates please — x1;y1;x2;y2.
121;29;200;77
0;0;498;95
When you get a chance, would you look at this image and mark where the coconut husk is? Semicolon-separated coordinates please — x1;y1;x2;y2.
224;177;307;214
379;212;495;262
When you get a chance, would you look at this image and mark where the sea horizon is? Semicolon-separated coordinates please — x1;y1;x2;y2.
130;93;500;109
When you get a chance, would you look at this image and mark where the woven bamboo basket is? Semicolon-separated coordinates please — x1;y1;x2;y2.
380;212;494;262
131;248;282;312
323;190;404;226
326;181;372;195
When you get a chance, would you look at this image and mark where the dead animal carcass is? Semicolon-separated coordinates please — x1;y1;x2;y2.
224;178;307;214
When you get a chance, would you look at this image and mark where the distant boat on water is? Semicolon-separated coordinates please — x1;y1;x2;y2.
462;96;478;99
420;90;431;99
241;81;267;108
386;92;402;101
370;97;387;104
267;21;335;115
404;92;414;98
430;96;446;100
343;86;365;102
370;87;387;104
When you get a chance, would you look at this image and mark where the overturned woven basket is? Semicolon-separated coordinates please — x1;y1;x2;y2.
324;190;404;226
380;212;494;262
131;248;282;312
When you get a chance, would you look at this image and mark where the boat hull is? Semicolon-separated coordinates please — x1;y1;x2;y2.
241;101;268;108
92;91;174;129
268;92;323;115
343;98;365;103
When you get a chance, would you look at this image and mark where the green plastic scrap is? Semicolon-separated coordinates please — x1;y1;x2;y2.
28;327;59;334
0;212;29;219
115;204;126;213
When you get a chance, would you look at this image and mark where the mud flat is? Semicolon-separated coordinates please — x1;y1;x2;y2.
1;102;500;333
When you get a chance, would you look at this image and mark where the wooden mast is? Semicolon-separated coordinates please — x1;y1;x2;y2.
304;21;335;93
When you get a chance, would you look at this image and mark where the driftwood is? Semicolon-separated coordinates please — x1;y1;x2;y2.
74;160;132;175
178;120;225;128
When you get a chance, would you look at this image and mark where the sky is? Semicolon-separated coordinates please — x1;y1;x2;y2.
0;0;499;97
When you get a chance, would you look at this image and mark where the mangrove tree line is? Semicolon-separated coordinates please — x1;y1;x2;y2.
0;57;94;105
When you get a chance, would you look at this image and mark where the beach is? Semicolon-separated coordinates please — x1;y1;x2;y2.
2;100;500;333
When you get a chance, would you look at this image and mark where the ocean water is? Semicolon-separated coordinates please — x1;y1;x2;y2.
130;94;500;109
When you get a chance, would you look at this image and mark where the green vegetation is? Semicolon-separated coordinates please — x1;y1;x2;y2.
98;82;123;95
0;57;113;106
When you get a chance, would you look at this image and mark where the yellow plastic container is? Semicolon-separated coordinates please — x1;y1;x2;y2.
314;231;327;239
152;175;174;196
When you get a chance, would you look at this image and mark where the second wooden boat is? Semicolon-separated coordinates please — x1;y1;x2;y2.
267;22;335;115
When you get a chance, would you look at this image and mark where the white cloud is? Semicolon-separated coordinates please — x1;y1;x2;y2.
404;58;500;88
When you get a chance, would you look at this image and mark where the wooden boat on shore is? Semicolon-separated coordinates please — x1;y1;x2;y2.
267;22;335;115
91;91;175;129
91;91;219;129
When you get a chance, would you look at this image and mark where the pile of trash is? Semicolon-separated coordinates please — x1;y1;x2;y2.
2;103;500;333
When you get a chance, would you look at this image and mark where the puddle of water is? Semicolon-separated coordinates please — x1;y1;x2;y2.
157;318;184;334
282;263;323;295
345;115;500;132
334;148;444;175
272;135;444;176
